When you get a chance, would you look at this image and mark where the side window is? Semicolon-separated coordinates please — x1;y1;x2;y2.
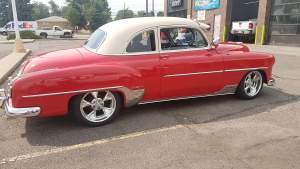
55;27;62;31
126;30;156;53
160;27;208;51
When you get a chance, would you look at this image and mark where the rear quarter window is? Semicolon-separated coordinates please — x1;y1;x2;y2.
84;29;106;50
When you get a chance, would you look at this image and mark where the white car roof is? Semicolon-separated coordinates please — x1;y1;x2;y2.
94;17;207;55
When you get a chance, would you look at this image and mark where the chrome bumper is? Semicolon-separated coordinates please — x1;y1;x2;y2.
0;89;40;117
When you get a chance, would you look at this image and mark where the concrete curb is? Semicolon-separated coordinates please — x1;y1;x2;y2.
0;39;35;44
0;50;31;84
40;38;88;41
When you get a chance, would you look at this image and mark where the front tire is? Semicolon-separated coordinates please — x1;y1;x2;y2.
236;70;263;99
71;90;122;127
40;33;47;39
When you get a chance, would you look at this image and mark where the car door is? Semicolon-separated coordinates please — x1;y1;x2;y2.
54;26;63;36
159;26;224;99
119;27;161;101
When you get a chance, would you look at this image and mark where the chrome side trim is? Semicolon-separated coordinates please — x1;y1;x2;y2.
164;67;269;78
22;86;145;108
22;86;124;98
164;70;223;77
139;93;235;105
139;84;238;105
224;67;268;72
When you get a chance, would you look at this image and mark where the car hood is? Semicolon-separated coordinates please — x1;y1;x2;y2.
22;48;84;74
216;42;250;53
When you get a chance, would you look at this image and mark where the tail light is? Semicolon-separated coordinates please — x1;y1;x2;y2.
248;23;254;29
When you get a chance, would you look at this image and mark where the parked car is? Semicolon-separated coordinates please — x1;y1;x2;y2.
35;26;73;38
231;19;257;43
0;17;275;126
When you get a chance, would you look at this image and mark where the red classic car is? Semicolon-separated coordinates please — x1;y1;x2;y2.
0;17;275;126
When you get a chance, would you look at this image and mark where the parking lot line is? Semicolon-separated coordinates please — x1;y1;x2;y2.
0;124;184;165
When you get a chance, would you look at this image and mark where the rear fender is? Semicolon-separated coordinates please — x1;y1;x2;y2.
12;64;145;116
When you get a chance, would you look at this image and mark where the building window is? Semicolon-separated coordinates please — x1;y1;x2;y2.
269;0;300;44
270;0;300;35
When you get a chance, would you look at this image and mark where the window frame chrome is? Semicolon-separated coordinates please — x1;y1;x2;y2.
158;25;211;54
122;27;160;55
83;29;107;54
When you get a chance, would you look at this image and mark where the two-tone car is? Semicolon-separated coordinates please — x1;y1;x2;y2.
0;17;275;126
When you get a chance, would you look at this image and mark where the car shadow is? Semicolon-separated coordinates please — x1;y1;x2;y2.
24;87;299;147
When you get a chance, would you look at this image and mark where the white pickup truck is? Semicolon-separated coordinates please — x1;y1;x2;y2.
231;20;257;35
231;19;257;43
35;26;73;38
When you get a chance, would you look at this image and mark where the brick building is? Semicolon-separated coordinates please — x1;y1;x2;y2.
164;0;300;46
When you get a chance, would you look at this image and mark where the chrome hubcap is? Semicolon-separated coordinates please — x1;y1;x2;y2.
244;71;263;97
80;91;116;122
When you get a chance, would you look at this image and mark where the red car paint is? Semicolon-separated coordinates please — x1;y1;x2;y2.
10;43;275;117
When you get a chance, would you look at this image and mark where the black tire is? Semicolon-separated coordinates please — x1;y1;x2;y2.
236;70;264;99
40;33;47;39
63;32;72;38
70;91;122;127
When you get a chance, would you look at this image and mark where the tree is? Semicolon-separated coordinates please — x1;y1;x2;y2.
0;0;32;26
149;11;155;16
157;11;164;16
31;2;50;20
137;10;146;17
65;0;111;31
115;9;135;20
84;0;111;31
16;0;32;20
49;0;61;16
65;7;81;26
0;0;11;26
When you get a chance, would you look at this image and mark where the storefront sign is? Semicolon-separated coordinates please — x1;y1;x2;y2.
170;0;183;7
194;0;220;10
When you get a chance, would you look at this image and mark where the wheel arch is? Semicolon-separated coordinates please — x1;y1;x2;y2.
258;69;267;84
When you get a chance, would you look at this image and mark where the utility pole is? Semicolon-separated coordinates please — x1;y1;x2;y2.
123;2;125;18
11;0;25;53
146;0;149;16
152;0;154;16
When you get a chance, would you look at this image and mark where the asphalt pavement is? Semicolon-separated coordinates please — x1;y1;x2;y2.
0;43;299;169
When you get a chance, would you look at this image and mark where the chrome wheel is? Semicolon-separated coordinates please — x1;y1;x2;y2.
243;71;263;97
80;91;116;123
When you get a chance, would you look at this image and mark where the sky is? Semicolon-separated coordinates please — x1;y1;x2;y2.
33;0;164;17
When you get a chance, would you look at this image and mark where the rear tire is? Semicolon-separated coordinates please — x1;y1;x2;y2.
236;70;263;99
40;33;47;39
70;90;122;127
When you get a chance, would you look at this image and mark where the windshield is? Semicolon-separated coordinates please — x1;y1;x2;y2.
84;29;106;50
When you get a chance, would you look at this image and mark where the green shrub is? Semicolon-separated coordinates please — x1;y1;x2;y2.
7;30;41;40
